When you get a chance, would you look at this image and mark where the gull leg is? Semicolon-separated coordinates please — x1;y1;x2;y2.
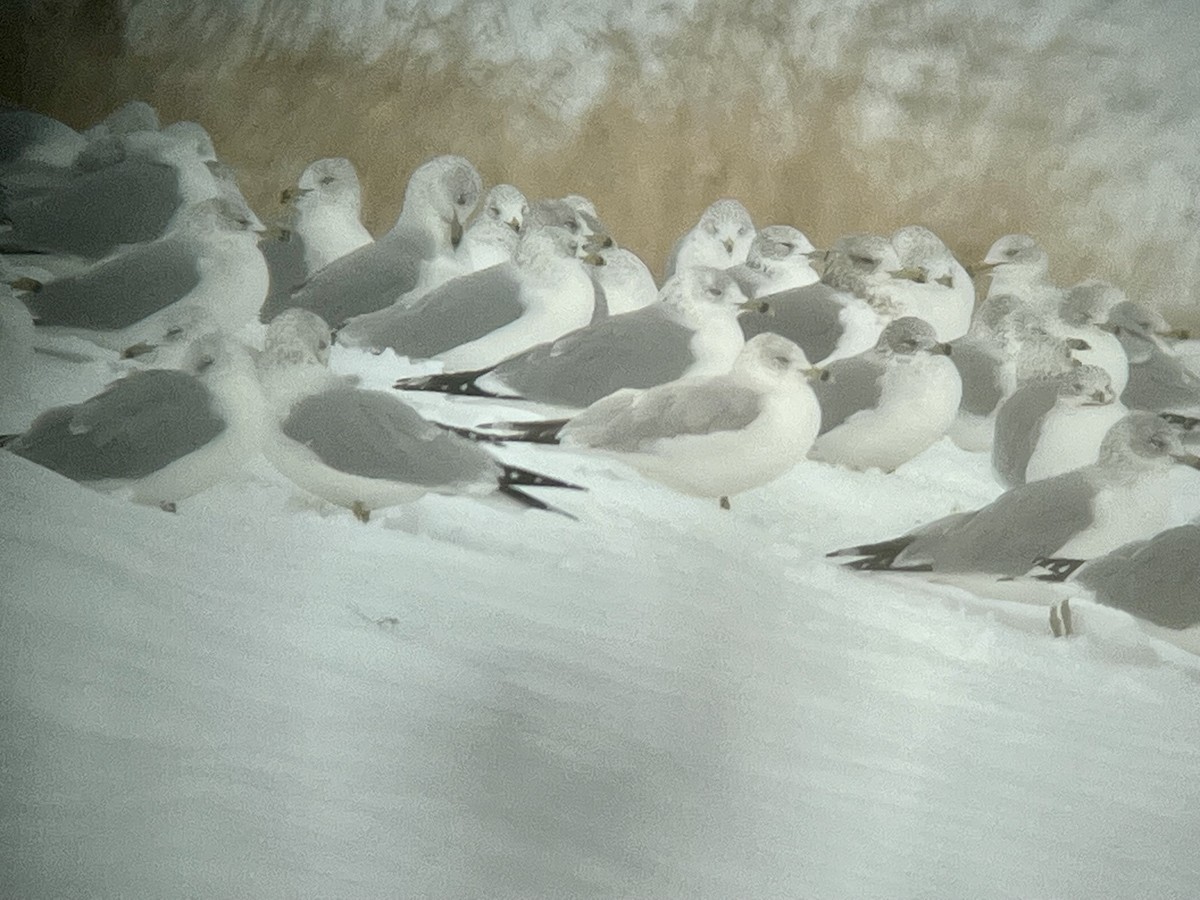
1049;598;1074;638
1050;603;1063;638
351;500;371;523
159;500;178;514
719;496;731;511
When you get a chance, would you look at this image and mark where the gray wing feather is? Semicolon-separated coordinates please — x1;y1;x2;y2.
494;306;694;407
9;370;223;480
282;224;432;327
339;264;525;359
991;381;1061;488
812;355;886;434
3;158;181;257
567;379;762;452
952;338;1005;416
739;284;845;364
282;386;495;486
1121;346;1200;411
258;231;310;322
25;238;203;330
906;471;1096;575
1077;525;1200;629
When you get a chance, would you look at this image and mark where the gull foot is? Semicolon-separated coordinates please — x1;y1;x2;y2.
719;496;731;511
159;500;178;514
1049;598;1074;638
351;500;371;523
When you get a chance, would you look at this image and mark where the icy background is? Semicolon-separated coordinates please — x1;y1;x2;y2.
9;0;1200;323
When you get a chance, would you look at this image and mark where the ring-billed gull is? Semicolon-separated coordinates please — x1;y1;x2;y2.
3;332;263;507
1;121;223;260
664;199;755;280
947;294;1087;452
991;365;1124;488
260;157;373;316
884;225;974;341
476;333;823;509
275;155;482;327
808;317;960;472
393;266;753;408
336;226;599;370
728;225;820;299
258;309;583;521
738;233;895;364
588;245;658;320
17;197;267;357
1105;300;1200;414
829;412;1200;576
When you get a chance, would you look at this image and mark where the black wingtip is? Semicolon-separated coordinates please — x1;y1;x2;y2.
496;483;579;519
499;463;586;492
432;421;510;445
393;365;524;400
476;418;569;444
1031;555;1086;582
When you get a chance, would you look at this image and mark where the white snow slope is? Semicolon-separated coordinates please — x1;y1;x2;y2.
3;343;1200;898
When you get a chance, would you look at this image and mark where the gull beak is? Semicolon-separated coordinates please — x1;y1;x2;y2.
805;249;831;275
9;275;43;293
889;265;928;283
1097;321;1122;335
280;186;311;204
935;274;955;288
582;251;606;267
1170;452;1200;470
1066;337;1092;351
263;224;292;241
1160;327;1191;340
450;213;463;249
723;237;735;254
805;367;829;383
583;233;613;254
1083;389;1112;406
121;341;157;359
966;260;1000;277
507;217;522;232
737;298;771;314
931;342;953;356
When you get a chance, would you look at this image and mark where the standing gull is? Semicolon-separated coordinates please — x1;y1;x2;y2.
829;412;1200;576
258;309;582;521
273;155;482;327
336;226;598;371
393;266;753;409
477;333;824;509
808;317;960;472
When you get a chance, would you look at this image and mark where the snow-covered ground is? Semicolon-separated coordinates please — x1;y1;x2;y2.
4;337;1200;898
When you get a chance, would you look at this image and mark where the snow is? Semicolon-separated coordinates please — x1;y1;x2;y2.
5;339;1200;897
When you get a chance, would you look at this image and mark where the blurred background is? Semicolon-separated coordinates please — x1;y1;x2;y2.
7;0;1200;324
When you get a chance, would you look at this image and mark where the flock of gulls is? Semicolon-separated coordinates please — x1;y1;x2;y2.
3;101;1200;645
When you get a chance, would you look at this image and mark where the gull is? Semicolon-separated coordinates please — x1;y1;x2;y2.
727;225;820;299
663;199;755;279
884;225;974;341
2;332;264;508
588;245;658;320
991;365;1125;488
829;412;1200;576
17;197;268;358
260;157;373;316
808;317;961;472
336;225;598;370
475;333;824;509
1105;300;1200;415
738;233;895;364
275;155;482;328
257;309;583;521
393;266;753;408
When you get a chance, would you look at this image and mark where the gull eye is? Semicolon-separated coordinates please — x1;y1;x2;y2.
738;226;749;236
317;339;329;351
706;286;723;298
319;175;335;185
1148;433;1168;451
456;193;468;206
850;254;875;267
565;219;579;233
196;354;216;372
773;354;791;367
489;206;500;217
1072;382;1083;391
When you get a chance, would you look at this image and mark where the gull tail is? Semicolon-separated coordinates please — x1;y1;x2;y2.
826;536;930;571
476;418;570;445
1030;556;1087;582
394;366;525;400
496;464;586;518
